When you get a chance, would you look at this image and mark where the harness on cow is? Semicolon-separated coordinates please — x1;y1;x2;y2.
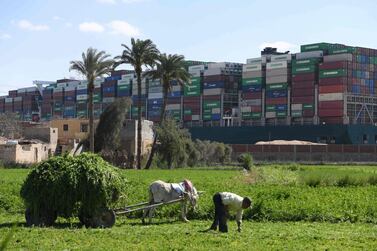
171;179;193;196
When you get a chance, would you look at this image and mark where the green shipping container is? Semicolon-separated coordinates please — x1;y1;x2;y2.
276;111;287;117
303;104;314;110
242;112;252;119
203;108;212;114
203;101;220;109
190;77;201;86
184;90;201;96
292;65;317;74
292;58;319;66
266;83;288;90
251;112;262;118
300;42;333;52
242;77;263;86
319;69;347;78
329;47;356;55
132;106;145;112
203;114;211;120
118;84;130;90
266;105;276;111
184;109;192;115
292;111;302;117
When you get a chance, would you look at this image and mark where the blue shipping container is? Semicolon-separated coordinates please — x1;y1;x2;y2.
65;96;75;101
276;104;287;111
203;81;225;89
242;85;262;93
103;87;115;93
105;76;121;82
147;98;163;105
266;90;288;98
117;90;131;97
77;89;87;95
352;85;361;94
168;91;182;98
211;114;221;120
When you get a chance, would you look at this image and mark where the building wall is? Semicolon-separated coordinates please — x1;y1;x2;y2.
49;119;93;145
120;119;154;157
0;143;51;165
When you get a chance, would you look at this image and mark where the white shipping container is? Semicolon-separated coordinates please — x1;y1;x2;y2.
188;65;205;72
57;83;68;88
318;93;344;101
265;112;276;118
17;88;27;93
266;61;288;70
53;87;64;93
295;51;323;60
324;53;353;62
203;88;222;96
291;104;303;110
76;94;88;100
122;74;135;80
171;86;181;92
148;93;163;99
266;75;289;84
212;108;221;114
243;63;262;72
118;79;130;85
241;106;251;113
192;115;200;121
246;57;267;64
271;54;292;62
204;68;223;76
190;70;201;78
14;97;22;102
242;71;263;78
266;68;289;77
65;86;76;92
167;104;181;110
5;98;13;103
77;85;87;90
243;99;262;106
102;97;115;103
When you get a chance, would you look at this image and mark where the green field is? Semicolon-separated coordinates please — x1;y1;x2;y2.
1;165;377;250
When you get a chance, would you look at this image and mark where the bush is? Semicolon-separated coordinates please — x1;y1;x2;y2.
238;153;253;170
20;153;125;227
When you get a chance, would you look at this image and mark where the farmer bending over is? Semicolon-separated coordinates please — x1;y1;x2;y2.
209;192;252;233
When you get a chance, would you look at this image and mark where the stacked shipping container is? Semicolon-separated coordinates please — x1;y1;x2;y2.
241;59;265;122
265;55;291;123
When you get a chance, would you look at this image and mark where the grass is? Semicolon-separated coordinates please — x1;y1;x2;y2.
1;165;377;249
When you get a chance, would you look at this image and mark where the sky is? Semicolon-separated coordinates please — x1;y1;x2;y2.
1;0;377;95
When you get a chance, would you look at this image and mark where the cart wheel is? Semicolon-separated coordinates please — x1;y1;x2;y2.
92;208;116;228
25;208;56;227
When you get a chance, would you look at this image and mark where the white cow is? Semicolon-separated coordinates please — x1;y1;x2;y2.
142;179;199;224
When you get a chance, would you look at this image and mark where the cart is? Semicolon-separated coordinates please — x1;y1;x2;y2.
90;197;185;228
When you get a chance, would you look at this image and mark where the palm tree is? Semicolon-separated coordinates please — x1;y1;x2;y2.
144;53;190;169
70;48;114;152
114;38;159;169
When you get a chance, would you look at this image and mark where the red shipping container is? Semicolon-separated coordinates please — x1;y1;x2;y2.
318;109;343;117
292;73;316;82
319;77;348;86
184;97;200;102
319;61;352;70
265;98;287;105
319;101;343;109
291;96;315;103
320;116;344;124
184;115;192;121
251;106;262;112
291;81;315;89
291;88;315;97
103;80;117;86
303;110;314;117
203;95;221;101
242;92;262;99
319;85;345;93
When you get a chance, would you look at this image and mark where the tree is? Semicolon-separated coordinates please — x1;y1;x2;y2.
114;38;159;169
155;118;190;169
143;53;190;169
70;48;114;152
0;113;22;139
94;97;131;152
